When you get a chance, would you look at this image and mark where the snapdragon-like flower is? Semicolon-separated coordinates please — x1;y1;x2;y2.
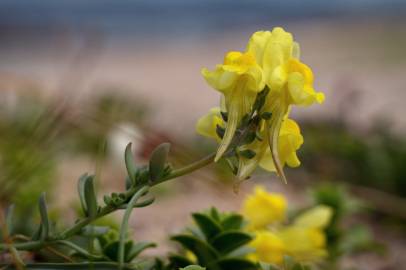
198;27;324;181
241;186;287;229
202;51;264;162
247;27;324;181
242;186;333;265
196;107;303;179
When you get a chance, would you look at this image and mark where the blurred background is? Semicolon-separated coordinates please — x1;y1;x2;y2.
0;1;405;269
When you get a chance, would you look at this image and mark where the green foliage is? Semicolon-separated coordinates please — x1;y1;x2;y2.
169;208;257;270
0;96;58;225
149;143;171;181
311;184;384;268
84;227;156;263
301;120;406;198
0;144;156;268
180;265;206;270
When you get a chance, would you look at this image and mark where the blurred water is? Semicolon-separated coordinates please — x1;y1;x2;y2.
0;0;405;42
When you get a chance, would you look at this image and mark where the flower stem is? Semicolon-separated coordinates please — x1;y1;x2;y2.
153;152;215;185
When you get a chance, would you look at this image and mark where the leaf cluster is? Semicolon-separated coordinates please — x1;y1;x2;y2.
168;208;257;270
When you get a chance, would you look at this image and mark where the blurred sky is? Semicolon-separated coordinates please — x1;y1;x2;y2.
1;1;406;136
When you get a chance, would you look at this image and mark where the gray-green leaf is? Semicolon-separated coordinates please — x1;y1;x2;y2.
149;143;171;181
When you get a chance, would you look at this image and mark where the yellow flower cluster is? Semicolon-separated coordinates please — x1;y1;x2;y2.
241;186;332;265
197;27;324;181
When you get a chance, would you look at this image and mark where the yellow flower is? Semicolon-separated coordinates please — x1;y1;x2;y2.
202;51;264;162
293;205;333;229
247;27;324;106
277;227;327;262
243;187;333;264
248;230;286;264
185;250;197;263
195;107;224;141
239;118;303;179
246;27;324;182
241;186;287;230
196;108;304;179
198;27;324;182
277;205;333;262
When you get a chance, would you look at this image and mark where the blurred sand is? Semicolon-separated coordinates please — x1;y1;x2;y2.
2;18;406;269
1;19;406;136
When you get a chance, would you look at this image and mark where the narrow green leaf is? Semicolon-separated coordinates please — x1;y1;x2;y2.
84;176;98;218
149;143;170;181
81;226;110;237
31;224;42;241
5;204;15;235
168;254;195;269
103;241;133;262
6;262;135;270
216;125;225;139
56;240;104;261
124;143;138;186
213;258;257;270
220;111;228;122
252;87;270;113
180;265;206;270
239;149;256;159
171;234;219;264
292;263;306;270
125;176;132;190
192;213;222;240
210;231;252;255
221;214;243;230
77;173;89;215
283;256;295;270
125;242;156;262
117;197;155;209
261;112;272;120
242;131;256;145
209;207;221;222
103;195;112;205
38;193;49;241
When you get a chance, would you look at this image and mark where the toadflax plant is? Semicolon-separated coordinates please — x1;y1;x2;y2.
1;27;326;270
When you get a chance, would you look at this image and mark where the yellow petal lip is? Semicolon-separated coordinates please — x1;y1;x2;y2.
241;186;287;230
195;107;223;140
201;67;237;93
293;205;333;229
259;118;303;173
248;230;286;264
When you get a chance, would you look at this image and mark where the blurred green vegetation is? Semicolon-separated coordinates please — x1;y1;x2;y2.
2;91;406;232
0;91;149;235
311;184;384;270
301;119;406;198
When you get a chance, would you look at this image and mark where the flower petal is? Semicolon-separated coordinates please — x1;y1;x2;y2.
294;205;333;229
196;107;223;140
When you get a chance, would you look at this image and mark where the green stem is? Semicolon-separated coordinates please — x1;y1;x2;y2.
56;240;104;260
0;241;44;251
118;186;149;269
0;153;215;253
153;152;215;186
59;205;116;239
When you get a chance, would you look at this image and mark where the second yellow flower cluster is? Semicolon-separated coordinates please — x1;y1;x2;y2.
241;186;332;265
196;27;325;181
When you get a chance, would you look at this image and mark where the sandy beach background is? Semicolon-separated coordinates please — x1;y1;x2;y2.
1;1;406;268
